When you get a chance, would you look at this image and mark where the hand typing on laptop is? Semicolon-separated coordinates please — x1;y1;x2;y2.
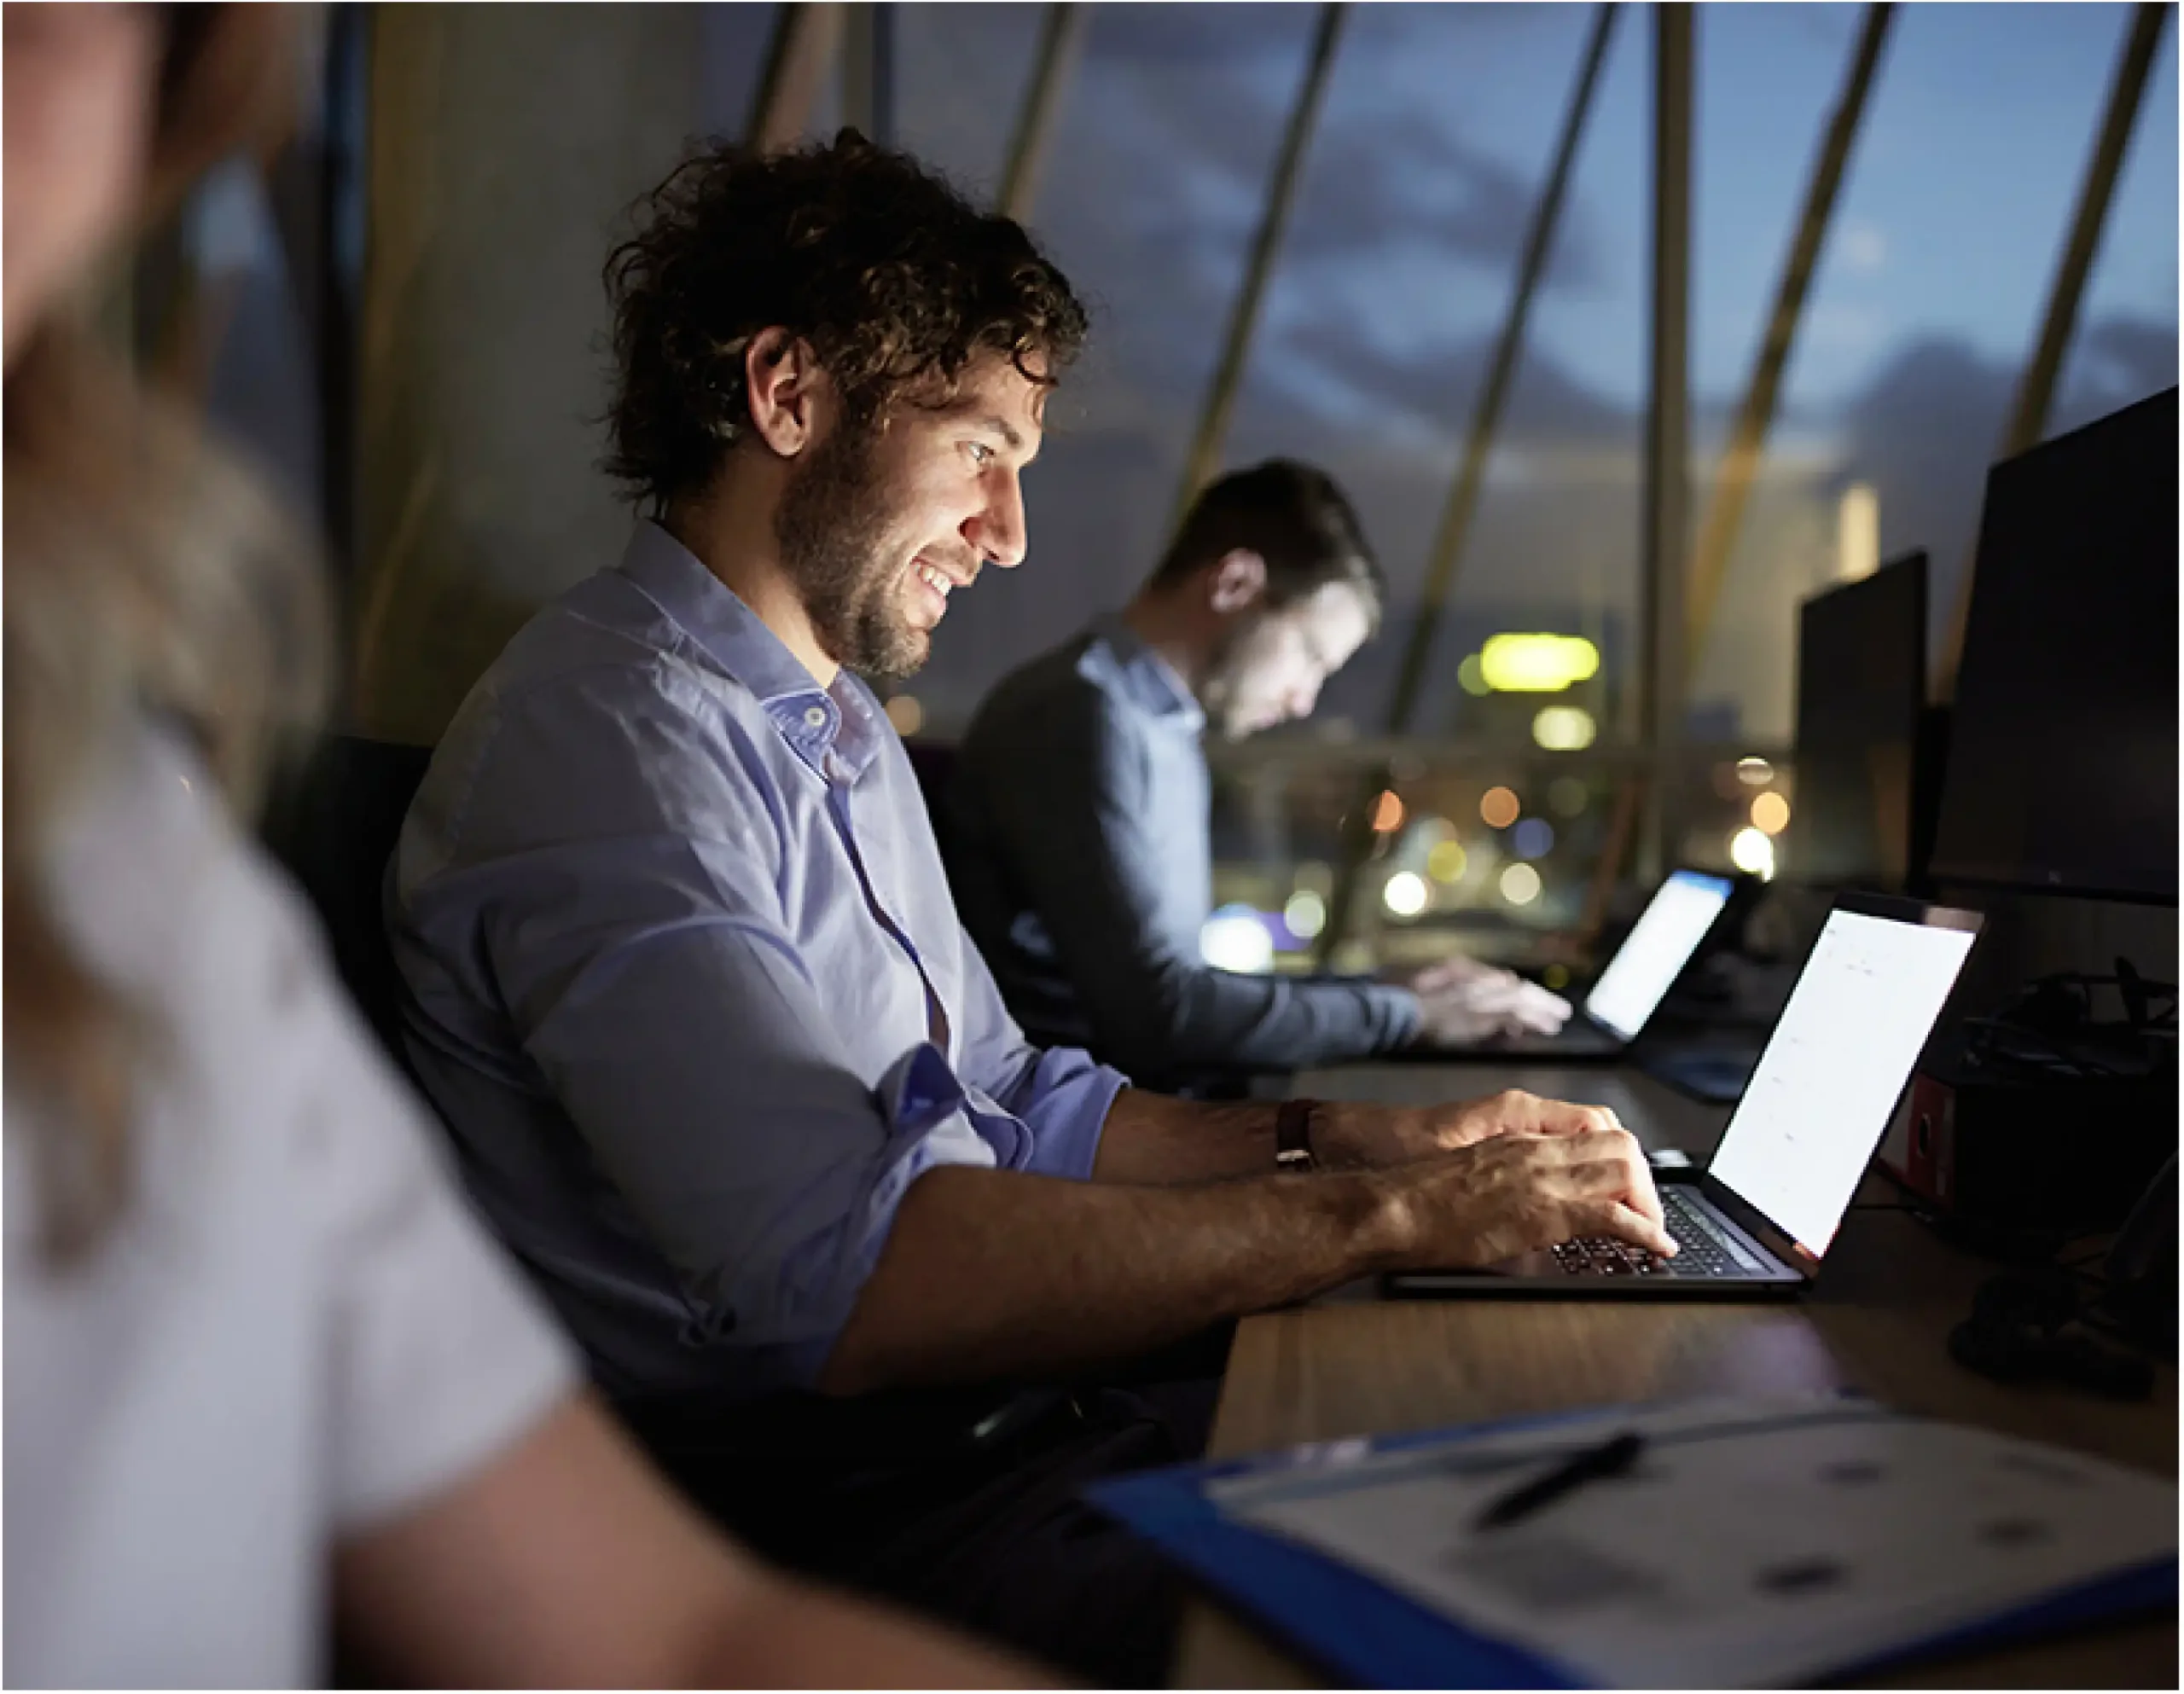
1389;956;1573;1045
1387;895;1985;1297
1366;1119;1679;1268
1308;1088;1637;1168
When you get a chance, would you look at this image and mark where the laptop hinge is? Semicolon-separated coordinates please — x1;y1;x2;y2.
1696;1174;1817;1279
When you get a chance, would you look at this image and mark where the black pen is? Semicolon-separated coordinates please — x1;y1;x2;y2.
1472;1430;1647;1531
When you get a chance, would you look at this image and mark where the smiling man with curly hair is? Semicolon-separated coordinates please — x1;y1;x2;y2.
600;136;1087;677
385;130;1670;1684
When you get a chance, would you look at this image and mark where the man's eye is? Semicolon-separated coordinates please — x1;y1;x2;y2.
966;442;994;467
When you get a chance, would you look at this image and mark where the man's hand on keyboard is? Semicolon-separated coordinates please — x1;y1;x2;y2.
1395;956;1571;1043
1321;1088;1635;1169
1370;1125;1679;1268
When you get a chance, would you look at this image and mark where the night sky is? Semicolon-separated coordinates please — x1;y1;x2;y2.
858;3;2181;740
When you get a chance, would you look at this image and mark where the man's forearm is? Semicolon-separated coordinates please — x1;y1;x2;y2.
816;1162;1403;1395
1088;1088;1428;1184
1088;1088;1281;1183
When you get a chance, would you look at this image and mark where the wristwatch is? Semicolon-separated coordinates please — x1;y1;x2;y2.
1275;1098;1321;1173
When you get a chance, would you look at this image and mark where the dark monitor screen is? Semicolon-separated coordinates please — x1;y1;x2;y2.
1929;386;2179;903
1787;550;1928;891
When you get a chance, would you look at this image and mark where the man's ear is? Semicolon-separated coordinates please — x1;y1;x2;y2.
744;327;827;458
1207;548;1269;616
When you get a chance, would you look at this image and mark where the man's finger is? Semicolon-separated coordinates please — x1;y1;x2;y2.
1578;1198;1677;1259
1614;1147;1668;1229
1555;1133;1648;1183
1513;1097;1623;1139
1585;1126;1665;1221
1550;1131;1665;1229
1628;1176;1667;1231
1506;998;1566;1035
1435;980;1519;1014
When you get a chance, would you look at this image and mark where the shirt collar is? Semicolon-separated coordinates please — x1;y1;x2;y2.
616;519;881;777
1090;612;1205;732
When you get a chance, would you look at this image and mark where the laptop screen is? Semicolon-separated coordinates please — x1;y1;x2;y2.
1583;871;1734;1042
1708;906;1978;1259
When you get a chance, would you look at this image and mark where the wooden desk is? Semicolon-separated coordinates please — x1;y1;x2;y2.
1176;1065;2178;1689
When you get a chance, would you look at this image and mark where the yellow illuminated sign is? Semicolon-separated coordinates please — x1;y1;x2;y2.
1478;633;1600;693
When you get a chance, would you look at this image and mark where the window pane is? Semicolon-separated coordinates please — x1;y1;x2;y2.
2052;18;2179;437
1218;3;1636;745
1690;3;2154;738
897;3;1048;192
1211;3;1653;963
700;3;779;138
1438;4;1647;753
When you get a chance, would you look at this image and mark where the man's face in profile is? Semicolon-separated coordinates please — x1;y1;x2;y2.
1200;579;1375;741
775;354;1047;681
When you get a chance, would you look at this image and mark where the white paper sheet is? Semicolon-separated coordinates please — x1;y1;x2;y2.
1210;1395;2176;1687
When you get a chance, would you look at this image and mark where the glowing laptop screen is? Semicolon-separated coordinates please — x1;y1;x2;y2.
1709;908;1977;1257
1583;871;1734;1042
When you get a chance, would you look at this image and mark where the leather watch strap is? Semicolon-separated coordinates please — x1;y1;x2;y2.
1275;1098;1321;1173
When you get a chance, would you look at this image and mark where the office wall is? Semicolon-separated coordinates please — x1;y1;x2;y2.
351;5;704;744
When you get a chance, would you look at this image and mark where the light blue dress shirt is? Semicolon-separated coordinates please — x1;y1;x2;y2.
952;618;1420;1086
386;522;1128;1407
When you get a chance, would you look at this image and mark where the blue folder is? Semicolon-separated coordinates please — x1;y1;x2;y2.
1084;1401;2178;1689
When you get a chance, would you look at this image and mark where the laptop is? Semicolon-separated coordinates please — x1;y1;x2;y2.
1465;869;1735;1059
1388;892;1983;1299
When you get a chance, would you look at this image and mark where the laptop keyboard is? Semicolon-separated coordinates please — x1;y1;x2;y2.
1549;1190;1748;1278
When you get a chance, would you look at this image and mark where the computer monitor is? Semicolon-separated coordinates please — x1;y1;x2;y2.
1929;387;2179;904
1786;550;1928;891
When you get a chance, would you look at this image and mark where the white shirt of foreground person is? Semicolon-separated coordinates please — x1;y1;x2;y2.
4;725;579;1689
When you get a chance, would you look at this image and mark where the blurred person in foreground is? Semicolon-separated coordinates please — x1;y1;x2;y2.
384;130;1674;1684
954;459;1571;1094
2;7;1045;1686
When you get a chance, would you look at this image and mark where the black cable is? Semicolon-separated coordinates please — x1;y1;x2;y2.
1957;1004;2175;1083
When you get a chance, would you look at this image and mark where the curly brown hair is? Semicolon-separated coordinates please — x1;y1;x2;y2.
603;130;1089;513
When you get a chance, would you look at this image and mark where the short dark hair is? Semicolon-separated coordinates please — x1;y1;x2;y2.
1151;459;1384;627
602;130;1089;512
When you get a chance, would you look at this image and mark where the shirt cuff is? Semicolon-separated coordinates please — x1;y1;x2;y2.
730;1042;1126;1390
986;1043;1130;1182
737;1042;1008;1384
1374;983;1424;1052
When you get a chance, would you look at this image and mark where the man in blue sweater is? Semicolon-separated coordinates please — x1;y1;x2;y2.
954;461;1568;1092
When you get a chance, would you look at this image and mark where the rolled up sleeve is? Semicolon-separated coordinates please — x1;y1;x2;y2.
949;912;1129;1183
403;679;1026;1390
499;834;1014;1384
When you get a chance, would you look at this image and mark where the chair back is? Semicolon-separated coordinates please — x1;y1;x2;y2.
264;735;434;1064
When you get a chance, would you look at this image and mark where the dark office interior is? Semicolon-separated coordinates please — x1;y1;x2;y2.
11;3;2181;1686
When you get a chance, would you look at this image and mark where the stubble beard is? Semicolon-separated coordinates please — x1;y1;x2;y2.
1199;615;1260;741
773;418;929;682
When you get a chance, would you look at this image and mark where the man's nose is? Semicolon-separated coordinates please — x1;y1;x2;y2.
964;473;1028;569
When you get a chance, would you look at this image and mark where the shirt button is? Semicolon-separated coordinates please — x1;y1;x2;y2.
804;705;828;729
